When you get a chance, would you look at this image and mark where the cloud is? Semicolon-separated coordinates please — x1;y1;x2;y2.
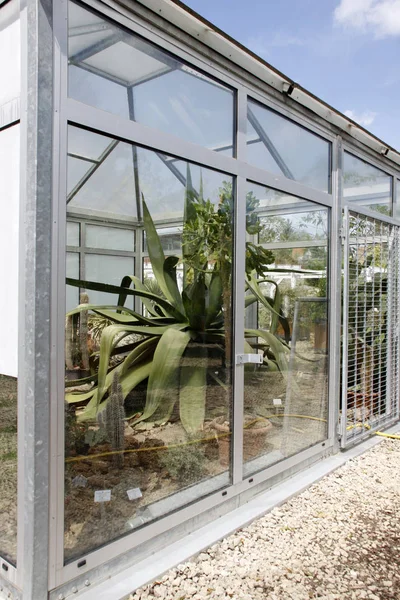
344;109;377;127
246;33;304;59
334;0;400;38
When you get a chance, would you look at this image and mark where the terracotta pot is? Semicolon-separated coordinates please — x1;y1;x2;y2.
347;390;380;413
211;416;273;466
313;322;327;351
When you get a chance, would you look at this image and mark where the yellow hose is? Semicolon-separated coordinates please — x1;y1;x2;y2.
346;421;400;439
66;414;327;464
374;431;400;440
65;414;399;464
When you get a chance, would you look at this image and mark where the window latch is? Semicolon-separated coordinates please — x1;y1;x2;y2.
236;354;263;365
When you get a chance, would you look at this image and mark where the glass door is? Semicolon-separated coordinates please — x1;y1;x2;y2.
242;183;329;476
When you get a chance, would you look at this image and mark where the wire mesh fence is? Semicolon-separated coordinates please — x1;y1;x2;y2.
341;209;400;447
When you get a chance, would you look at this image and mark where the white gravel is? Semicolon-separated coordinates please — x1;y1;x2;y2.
129;439;400;600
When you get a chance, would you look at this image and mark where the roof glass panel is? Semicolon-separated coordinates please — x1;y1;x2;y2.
343;152;392;216
247;100;331;193
68;1;234;155
67;125;232;225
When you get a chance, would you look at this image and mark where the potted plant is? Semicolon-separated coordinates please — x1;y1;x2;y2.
211;415;273;466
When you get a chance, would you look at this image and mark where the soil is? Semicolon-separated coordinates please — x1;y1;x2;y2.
64;337;329;562
0;374;18;565
0;338;329;567
64;421;224;562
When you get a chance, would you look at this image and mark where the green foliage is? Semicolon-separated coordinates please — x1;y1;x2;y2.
65;174;293;434
182;180;274;278
88;313;114;345
84;425;108;448
102;372;125;468
160;440;206;484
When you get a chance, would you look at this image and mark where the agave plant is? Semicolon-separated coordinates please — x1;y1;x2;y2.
66;178;292;433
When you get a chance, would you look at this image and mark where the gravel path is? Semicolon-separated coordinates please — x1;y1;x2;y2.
130;439;400;600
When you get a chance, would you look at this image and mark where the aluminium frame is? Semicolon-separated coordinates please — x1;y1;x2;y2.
50;0;337;591
51;0;337;590
1;0;400;597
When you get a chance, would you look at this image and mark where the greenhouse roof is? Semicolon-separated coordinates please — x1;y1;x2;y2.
132;0;400;170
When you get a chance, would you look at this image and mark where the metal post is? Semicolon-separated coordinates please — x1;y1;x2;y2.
329;136;343;450
20;0;54;597
232;176;246;485
341;207;349;448
231;89;247;485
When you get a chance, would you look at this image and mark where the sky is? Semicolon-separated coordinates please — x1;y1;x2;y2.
181;0;400;151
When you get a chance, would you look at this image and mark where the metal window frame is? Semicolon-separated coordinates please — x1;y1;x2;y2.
9;0;400;597
342;144;396;217
53;165;335;588
51;0;400;592
68;97;334;209
65;0;339;152
81;0;341;147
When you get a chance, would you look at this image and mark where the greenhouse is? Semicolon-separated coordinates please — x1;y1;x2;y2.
1;0;400;598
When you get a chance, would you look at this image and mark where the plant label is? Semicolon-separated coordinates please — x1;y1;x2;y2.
273;398;282;406
127;487;142;501
94;490;111;503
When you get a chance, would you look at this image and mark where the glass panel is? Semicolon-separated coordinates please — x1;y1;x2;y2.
243;182;329;476
64;126;234;562
68;1;234;154
396;180;400;220
84;254;134;308
247;100;331;193
66;252;79;313
67;128;138;220
143;227;182;253
0;124;19;565
67;221;80;246
343;152;392;216
0;0;20;112
86;225;134;251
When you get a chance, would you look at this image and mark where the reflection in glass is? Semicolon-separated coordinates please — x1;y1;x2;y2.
68;1;234;154
85;254;135;308
67;128;138;220
64;125;233;562
0;125;19;564
396;180;400;220
86;225;134;252
66;252;79;313
343;152;392;216
243;182;329;476
247;100;331;193
143;227;182;254
67;221;80;246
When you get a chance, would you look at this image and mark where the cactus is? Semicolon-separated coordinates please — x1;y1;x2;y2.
65;315;74;370
79;292;90;371
105;372;125;468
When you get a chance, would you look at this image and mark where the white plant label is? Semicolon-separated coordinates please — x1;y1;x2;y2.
94;490;111;503
273;398;282;406
127;487;142;501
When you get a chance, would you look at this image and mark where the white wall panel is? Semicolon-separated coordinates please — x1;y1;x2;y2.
0;0;20;124
0;124;19;376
